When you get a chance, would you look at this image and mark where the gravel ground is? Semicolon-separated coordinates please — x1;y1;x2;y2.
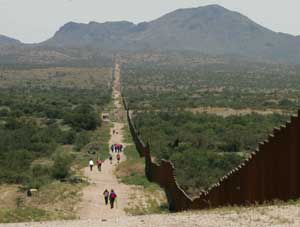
1;203;299;227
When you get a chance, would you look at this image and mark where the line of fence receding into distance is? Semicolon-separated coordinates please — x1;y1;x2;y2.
122;96;300;212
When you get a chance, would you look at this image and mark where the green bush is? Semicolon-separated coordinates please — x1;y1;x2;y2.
51;152;73;180
0;70;111;189
172;149;243;193
26;164;52;188
0;108;9;117
0;207;50;223
32;164;52;177
132;111;288;195
74;131;91;151
0;150;33;184
63;104;100;131
59;130;76;145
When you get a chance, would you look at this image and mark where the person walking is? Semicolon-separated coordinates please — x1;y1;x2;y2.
89;159;94;171
110;144;114;153
96;159;102;172
116;153;120;164
109;189;117;209
109;153;113;164
103;189;109;205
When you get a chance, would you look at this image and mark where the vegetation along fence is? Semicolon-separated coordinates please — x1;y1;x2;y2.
123;97;300;212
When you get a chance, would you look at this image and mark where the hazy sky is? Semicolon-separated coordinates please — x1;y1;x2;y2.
0;0;299;43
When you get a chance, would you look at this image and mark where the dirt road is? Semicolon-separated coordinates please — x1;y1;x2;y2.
77;63;131;219
77;123;130;219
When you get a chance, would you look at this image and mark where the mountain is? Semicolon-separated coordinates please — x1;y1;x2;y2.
44;21;135;49
0;34;21;45
129;5;300;63
42;5;300;64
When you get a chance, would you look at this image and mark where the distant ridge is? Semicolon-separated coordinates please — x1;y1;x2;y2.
1;5;300;65
44;21;135;49
42;4;300;64
0;34;21;45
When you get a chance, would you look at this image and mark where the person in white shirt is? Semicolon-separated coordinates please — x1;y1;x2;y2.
89;159;94;171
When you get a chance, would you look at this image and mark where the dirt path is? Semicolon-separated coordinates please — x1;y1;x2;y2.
77;63;131;220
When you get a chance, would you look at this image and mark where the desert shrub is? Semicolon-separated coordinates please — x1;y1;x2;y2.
63;104;100;131
0;150;33;184
31;164;52;178
51;152;73;180
74;131;91;151
0;67;111;188
171;149;243;193
121;64;300;110
132;111;288;194
59;130;76;145
0;108;9;117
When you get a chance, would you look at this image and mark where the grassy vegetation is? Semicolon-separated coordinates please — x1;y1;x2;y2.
0;66;112;223
0;181;86;223
0;91;107;186
121;64;300;112
73;121;112;170
116;145;153;188
124;195;169;216
121;62;298;197
132;111;289;195
0;207;51;223
0;67;112;90
116;139;168;214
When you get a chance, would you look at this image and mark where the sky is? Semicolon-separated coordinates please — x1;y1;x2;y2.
0;0;299;43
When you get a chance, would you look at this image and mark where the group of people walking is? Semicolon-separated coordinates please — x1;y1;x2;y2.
110;143;123;164
86;143;124;210
88;159;119;209
111;143;123;153
89;143;124;171
89;158;103;172
109;153;121;164
103;189;117;209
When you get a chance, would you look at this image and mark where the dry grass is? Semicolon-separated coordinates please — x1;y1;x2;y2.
125;187;168;215
0;185;21;209
23;181;85;218
0;181;86;223
115;145;168;215
115;159;144;179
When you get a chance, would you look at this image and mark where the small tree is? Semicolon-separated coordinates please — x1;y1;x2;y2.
74;131;90;151
51;152;72;180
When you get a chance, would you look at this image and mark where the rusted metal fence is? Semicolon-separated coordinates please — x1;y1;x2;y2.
124;97;300;211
